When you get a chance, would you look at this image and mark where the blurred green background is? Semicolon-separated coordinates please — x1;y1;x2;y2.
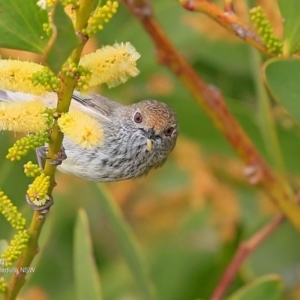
0;1;300;299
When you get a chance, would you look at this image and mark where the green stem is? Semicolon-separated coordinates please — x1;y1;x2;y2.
95;183;157;300
3;211;45;300
3;1;95;299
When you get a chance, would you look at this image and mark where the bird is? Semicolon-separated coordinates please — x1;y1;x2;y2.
0;89;178;182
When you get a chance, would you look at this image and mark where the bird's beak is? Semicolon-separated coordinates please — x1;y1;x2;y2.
146;139;152;152
146;128;155;139
145;128;155;152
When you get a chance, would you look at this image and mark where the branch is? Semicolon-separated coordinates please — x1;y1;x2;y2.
121;0;300;231
3;1;96;299
211;191;300;299
211;214;284;300
179;0;272;56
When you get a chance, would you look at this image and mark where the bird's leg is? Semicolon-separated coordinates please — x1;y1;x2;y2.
50;147;67;165
36;146;47;168
27;146;55;213
36;146;67;166
30;147;66;213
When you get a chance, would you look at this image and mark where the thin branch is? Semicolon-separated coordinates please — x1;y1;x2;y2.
179;0;272;56
121;0;300;231
224;0;234;14
211;214;284;300
211;191;300;299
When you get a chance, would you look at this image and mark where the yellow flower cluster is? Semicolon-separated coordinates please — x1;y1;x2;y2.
24;161;43;178
0;60;47;95
61;0;79;7
6;132;49;161
46;0;55;7
61;59;91;91
0;277;6;293
0;101;49;133
0;190;29;270
84;1;119;36
0;41;140;150
0;41;140;94
80;42;140;88
37;0;78;9
26;174;51;206
250;6;283;55
0;190;27;231
32;67;60;92
0;230;30;267
42;21;53;37
58;111;104;149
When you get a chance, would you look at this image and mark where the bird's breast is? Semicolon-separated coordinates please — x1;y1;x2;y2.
60;127;167;181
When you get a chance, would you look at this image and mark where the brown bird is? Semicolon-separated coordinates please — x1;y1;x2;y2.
0;90;178;181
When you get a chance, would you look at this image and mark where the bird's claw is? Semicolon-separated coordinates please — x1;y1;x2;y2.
50;147;67;165
25;194;54;214
36;146;67;166
36;146;48;159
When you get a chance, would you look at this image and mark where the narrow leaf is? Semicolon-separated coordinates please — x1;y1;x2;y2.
96;183;156;300
0;0;48;53
278;0;300;55
45;2;80;73
263;58;300;124
74;209;102;300
227;274;283;300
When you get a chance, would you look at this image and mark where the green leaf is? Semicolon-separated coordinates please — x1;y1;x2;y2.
95;183;156;300
74;209;102;300
248;222;300;283
45;2;80;73
263;58;300;124
278;0;300;55
0;0;48;53
227;274;283;300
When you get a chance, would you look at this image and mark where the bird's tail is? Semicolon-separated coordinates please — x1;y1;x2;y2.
0;88;59;108
0;89;105;120
0;88;44;103
0;89;8;102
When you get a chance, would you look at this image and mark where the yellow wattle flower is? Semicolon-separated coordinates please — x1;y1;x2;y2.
85;1;119;36
26;173;50;206
0;60;48;95
0;190;27;231
58;111;104;149
0;230;30;268
80;42;140;88
0;277;6;293
0;101;48;132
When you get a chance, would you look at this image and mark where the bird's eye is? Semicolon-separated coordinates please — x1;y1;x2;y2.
165;126;175;136
133;112;143;123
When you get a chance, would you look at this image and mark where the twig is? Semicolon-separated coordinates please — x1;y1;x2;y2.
211;214;284;300
121;0;300;231
224;0;234;14
179;0;271;56
211;191;300;299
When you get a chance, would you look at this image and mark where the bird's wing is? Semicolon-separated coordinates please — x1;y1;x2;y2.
0;89;119;122
71;92;119;121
